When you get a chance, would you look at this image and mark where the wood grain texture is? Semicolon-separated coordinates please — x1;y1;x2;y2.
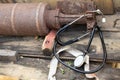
113;0;120;12
94;0;114;14
0;75;18;80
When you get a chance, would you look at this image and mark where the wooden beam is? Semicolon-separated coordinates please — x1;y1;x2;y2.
94;0;114;14
0;75;19;80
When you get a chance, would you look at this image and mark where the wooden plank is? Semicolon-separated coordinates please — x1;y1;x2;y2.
94;0;114;14
0;36;118;63
0;75;19;80
0;37;43;54
97;15;120;28
96;66;120;80
89;53;120;63
0;30;119;54
113;0;120;12
0;49;18;62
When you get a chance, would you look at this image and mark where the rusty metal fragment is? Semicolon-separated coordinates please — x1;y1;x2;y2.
57;0;96;14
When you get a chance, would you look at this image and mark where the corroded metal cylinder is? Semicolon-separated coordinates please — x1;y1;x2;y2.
0;2;95;36
0;3;49;36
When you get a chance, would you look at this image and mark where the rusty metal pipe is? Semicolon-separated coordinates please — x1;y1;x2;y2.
46;10;87;29
0;3;49;36
0;3;95;36
58;13;88;25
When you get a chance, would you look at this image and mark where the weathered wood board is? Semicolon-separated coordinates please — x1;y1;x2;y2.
113;0;120;12
0;75;18;80
94;0;114;14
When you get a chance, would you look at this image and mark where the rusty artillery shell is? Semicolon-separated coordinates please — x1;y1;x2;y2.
0;2;95;36
0;3;49;36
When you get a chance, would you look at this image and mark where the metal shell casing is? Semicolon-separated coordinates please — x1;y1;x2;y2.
0;3;49;36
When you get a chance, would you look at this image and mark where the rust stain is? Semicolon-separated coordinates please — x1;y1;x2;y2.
11;3;17;34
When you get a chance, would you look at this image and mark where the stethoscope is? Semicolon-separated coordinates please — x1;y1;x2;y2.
53;13;107;74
